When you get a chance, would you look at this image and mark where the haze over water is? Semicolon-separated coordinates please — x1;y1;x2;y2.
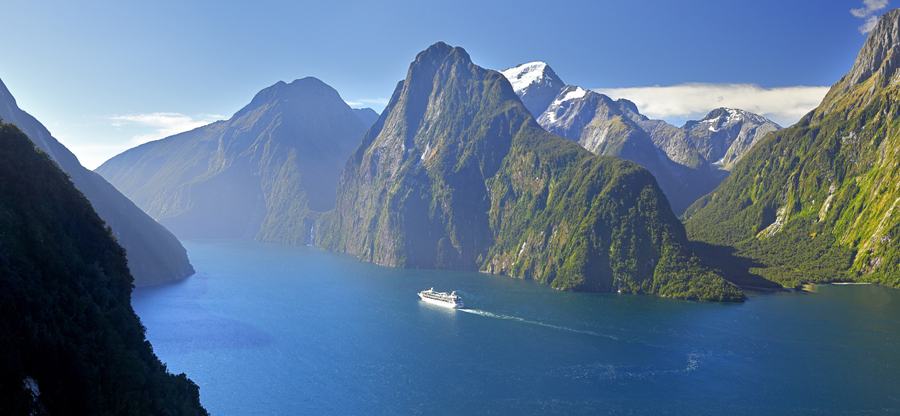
132;240;900;415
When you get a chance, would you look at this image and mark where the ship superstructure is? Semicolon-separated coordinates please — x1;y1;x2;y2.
418;288;464;309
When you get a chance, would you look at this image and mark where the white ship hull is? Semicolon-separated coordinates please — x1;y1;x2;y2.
419;293;463;309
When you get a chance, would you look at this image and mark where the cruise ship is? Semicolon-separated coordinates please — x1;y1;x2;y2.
418;288;464;309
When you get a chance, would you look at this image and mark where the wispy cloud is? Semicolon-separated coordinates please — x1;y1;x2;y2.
345;98;389;108
108;112;222;145
594;83;830;127
851;0;889;34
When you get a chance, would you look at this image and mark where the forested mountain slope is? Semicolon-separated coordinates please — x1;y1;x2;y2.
319;42;743;301
685;9;900;288
0;121;207;415
0;78;193;286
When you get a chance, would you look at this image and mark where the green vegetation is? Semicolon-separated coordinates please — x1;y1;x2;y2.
95;77;367;244
0;122;207;415
0;77;193;286
685;26;900;289
319;42;743;302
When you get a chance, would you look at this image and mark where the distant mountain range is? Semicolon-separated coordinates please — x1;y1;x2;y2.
634;107;780;171
317;42;742;301
684;9;900;289
501;62;780;215
96;77;372;244
353;107;380;126
0;78;194;286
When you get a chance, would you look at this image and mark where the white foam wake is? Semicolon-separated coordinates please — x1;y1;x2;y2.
459;309;617;340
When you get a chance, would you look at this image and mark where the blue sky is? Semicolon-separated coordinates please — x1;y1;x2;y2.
0;0;890;168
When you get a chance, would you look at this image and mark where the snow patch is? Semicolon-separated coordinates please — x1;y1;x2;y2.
501;62;550;95
560;86;586;102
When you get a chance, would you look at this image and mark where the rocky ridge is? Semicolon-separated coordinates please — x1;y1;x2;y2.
318;42;743;302
685;9;900;288
96;77;368;244
0;78;194;286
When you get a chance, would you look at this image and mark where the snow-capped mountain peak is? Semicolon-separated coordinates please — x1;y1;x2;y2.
500;62;555;94
695;108;775;132
500;61;565;118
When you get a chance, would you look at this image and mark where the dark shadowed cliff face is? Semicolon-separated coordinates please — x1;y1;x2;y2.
0;122;207;416
96;77;368;244
318;42;743;302
0;78;194;287
685;9;900;289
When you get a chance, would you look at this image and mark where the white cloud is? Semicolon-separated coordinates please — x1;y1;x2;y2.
345;98;389;108
859;15;880;34
108;112;221;145
594;83;831;127
851;0;889;34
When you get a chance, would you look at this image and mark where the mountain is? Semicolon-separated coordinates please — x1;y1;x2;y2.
318;42;743;302
0;121;207;415
534;84;725;215
96;77;368;244
0;78;193;286
353;107;380;126
684;9;900;289
634;108;781;171
499;62;564;118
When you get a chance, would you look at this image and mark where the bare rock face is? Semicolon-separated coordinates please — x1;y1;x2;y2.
318;42;743;302
819;9;900;117
531;85;729;215
502;65;778;215
665;108;781;170
847;9;900;88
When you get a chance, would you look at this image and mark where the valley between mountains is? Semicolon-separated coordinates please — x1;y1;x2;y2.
6;4;900;415
94;10;900;299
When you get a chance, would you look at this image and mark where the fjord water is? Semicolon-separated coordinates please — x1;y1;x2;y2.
133;240;900;415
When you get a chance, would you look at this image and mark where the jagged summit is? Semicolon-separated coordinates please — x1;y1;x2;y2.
685;9;900;288
819;9;900;117
500;62;558;93
845;9;900;87
688;108;775;132
319;42;743;301
500;61;564;117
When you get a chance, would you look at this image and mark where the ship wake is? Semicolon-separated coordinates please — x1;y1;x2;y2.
459;309;618;340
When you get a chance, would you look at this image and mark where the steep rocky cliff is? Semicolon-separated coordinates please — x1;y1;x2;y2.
319;42;743;301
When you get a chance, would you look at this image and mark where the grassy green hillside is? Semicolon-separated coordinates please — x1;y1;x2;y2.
685;10;900;289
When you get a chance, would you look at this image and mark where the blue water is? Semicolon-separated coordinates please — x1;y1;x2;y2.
132;240;900;415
